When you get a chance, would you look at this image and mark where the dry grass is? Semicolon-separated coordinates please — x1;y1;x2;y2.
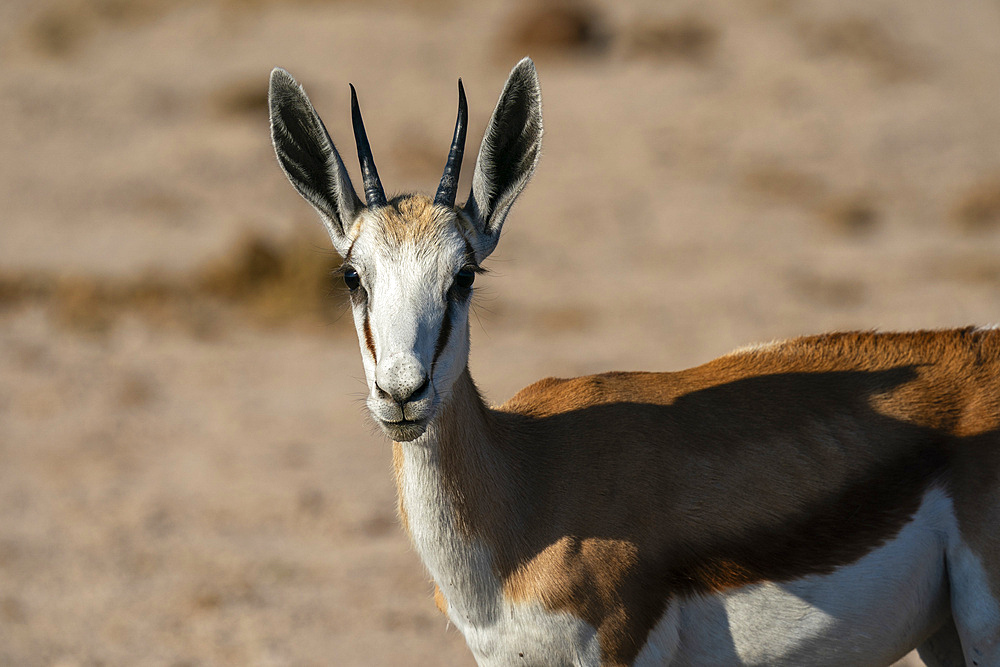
821;194;880;237
952;177;1000;233
533;306;591;333
741;166;879;237
24;0;442;57
498;4;717;64
932;255;1000;286
499;1;609;59
195;232;346;325
787;271;867;308
623;15;719;62
0;232;348;335
797;16;921;81
210;78;270;119
116;373;159;408
25;0;189;56
0;271;192;334
742;165;827;206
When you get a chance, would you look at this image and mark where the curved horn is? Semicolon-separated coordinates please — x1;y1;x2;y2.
434;79;468;208
350;84;388;207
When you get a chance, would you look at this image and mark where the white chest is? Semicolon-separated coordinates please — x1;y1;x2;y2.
458;598;601;667
398;441;601;666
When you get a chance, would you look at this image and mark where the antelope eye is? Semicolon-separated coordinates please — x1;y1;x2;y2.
455;268;475;289
343;267;361;291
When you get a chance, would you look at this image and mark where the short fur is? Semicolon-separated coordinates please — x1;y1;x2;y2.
269;59;1000;665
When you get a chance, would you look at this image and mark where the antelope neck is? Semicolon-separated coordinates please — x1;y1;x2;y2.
399;367;527;539
392;367;533;629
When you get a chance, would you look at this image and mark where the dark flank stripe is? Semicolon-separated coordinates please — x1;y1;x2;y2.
433;301;453;368
363;311;377;361
488;331;982;664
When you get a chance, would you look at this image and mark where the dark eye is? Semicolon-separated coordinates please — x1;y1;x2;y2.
455;268;475;290
343;267;360;291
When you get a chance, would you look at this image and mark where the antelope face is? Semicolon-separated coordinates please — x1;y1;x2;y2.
269;58;542;442
342;197;478;441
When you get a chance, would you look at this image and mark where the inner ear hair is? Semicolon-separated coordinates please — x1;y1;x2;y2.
268;67;363;253
464;57;543;260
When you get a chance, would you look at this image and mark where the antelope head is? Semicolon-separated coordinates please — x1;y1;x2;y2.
268;59;543;441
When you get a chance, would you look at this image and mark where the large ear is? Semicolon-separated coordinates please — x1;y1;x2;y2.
464;57;543;261
269;68;363;255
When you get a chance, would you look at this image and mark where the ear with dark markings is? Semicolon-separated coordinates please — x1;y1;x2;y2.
269;67;363;256
464;57;543;262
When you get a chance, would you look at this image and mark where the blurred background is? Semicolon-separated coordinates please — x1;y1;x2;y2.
2;0;1000;664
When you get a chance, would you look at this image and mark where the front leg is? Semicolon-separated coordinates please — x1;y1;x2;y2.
948;539;1000;666
916;617;965;667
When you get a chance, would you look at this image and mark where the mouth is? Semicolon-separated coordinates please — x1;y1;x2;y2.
377;417;429;442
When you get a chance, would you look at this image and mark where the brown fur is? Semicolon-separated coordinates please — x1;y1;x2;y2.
434;585;449;616
363;312;377;361
372;194;452;246
398;328;1000;665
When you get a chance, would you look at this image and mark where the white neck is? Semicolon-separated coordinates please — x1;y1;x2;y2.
393;368;519;628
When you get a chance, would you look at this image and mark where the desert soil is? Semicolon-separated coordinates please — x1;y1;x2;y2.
3;0;1000;664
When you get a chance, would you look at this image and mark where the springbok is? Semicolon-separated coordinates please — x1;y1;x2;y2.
268;58;1000;666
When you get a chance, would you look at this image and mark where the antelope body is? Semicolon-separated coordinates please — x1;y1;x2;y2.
269;59;1000;666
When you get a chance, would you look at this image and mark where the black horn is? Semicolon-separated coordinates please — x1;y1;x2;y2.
350;84;388;208
434;79;468;209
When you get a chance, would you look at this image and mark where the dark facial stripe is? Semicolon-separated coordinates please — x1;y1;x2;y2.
463;238;476;267
363;311;377;362
433;300;453;368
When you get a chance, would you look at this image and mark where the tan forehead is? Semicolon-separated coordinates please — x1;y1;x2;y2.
360;194;468;247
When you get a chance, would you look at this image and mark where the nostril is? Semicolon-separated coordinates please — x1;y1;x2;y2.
374;382;390;399
394;375;430;404
412;375;430;400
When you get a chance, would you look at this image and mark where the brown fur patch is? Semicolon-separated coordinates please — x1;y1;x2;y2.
401;329;1000;665
433;585;448;616
372;194;454;246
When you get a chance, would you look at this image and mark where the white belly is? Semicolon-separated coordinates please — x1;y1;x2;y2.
638;486;954;666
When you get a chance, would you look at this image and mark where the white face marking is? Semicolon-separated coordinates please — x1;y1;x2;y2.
636;487;955;666
344;202;475;441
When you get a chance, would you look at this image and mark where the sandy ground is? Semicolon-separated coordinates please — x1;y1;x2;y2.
3;0;1000;664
